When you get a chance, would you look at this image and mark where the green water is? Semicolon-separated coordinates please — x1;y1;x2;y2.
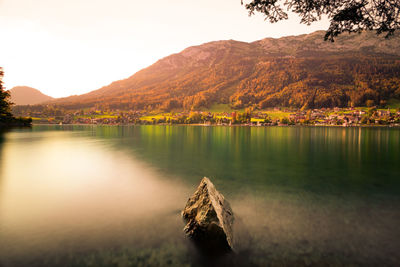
0;125;399;266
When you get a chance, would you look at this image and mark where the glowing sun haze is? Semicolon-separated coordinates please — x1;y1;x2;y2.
0;0;329;98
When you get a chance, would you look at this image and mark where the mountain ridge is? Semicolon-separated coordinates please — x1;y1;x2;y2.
50;30;400;110
9;86;54;105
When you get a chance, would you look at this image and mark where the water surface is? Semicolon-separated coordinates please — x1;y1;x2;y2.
0;125;399;266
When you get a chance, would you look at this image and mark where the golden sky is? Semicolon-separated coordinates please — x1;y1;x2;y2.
0;0;329;98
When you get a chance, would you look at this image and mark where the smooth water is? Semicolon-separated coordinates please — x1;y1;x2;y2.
0;125;399;266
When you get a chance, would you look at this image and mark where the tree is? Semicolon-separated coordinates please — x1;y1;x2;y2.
281;117;290;124
0;68;13;121
188;111;202;123
0;68;31;125
366;99;375;107
242;0;400;41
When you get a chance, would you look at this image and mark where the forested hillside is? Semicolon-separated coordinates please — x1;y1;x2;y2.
51;31;400;110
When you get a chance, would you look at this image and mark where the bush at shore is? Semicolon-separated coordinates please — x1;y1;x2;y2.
0;117;32;127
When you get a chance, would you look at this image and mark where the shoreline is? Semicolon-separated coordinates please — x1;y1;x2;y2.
0;121;32;128
30;123;400;128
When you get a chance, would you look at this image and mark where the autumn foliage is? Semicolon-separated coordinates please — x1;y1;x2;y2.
46;31;400;111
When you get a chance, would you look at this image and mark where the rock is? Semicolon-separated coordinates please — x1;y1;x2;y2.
182;177;234;254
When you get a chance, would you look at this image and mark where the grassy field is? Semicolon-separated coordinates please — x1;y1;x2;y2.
387;98;400;109
31;117;43;121
215;115;230;119
75;115;118;119
140;115;173;121
207;104;234;113
251;118;264;122
261;111;292;119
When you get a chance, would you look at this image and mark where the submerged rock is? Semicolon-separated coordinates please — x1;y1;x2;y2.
182;177;234;254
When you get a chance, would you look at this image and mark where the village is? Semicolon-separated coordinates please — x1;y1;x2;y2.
28;106;400;127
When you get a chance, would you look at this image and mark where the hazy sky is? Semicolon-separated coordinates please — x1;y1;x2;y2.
0;0;329;97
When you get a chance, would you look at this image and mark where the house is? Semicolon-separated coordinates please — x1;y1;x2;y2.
378;110;391;117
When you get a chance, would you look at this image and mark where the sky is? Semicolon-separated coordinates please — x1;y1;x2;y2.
0;0;329;98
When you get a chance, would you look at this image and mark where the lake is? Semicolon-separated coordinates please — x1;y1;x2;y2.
0;125;399;266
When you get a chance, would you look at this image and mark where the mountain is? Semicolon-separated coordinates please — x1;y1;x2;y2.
9;86;53;105
52;31;400;110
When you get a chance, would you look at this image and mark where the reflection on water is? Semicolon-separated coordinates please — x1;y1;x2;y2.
0;125;399;266
0;128;192;266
